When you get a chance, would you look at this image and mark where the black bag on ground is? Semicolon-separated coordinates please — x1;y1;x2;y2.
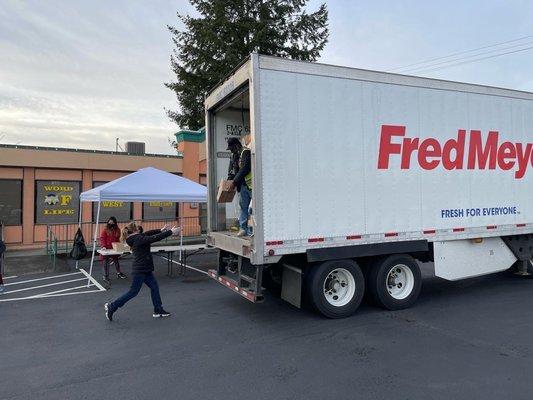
70;228;88;260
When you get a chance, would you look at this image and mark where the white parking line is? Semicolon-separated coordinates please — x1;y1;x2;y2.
0;270;106;302
5;277;87;294
0;286;100;302
79;268;106;291
3;276;18;280
38;290;101;299
160;256;208;275
38;284;95;297
5;271;82;286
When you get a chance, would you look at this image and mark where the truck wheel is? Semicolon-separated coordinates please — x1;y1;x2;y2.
306;260;364;318
368;255;421;310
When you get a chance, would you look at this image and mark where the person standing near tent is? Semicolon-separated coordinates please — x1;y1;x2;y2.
105;222;180;321
100;216;126;285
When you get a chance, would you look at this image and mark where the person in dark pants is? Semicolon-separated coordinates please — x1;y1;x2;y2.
99;216;126;285
229;133;252;236
105;222;180;321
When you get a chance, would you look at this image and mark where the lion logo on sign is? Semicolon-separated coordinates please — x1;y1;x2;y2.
44;194;60;205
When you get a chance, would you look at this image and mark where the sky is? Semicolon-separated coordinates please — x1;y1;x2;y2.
0;0;531;155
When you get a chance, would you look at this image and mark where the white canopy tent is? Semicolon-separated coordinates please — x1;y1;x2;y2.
78;167;207;283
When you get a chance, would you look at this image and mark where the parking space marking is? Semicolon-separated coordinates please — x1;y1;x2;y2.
0;269;106;302
6;277;87;294
3;276;18;280
0;285;99;302
5;271;82;286
79;268;107;291
159;256;208;275
38;290;102;299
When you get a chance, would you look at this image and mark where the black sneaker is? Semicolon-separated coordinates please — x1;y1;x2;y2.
117;272;127;279
153;309;171;318
105;303;114;321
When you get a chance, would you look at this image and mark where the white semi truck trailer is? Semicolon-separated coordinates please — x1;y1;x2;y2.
205;54;533;318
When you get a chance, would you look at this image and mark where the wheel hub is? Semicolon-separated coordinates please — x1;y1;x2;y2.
386;264;414;300
323;268;356;307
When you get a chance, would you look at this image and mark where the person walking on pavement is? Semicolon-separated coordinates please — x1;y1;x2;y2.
229;133;252;236
100;216;126;285
105;222;180;321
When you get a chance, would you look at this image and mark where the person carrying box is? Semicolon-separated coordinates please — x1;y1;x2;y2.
229;133;252;237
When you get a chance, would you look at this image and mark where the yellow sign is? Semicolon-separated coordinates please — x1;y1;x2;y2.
36;180;80;224
102;201;124;208
148;202;173;207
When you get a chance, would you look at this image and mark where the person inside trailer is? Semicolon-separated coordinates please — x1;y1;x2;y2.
228;133;252;237
226;137;242;182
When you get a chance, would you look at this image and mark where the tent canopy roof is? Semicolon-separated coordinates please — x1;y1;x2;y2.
80;167;207;203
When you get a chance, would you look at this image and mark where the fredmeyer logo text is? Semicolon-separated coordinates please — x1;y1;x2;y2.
377;125;533;179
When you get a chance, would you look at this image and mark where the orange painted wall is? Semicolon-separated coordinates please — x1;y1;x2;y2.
0;146;184;249
0;143;212;249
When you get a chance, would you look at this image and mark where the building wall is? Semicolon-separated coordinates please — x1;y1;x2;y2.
0;146;184;249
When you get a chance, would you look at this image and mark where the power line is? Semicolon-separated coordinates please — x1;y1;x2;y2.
390;35;532;72
405;44;533;75
401;41;533;74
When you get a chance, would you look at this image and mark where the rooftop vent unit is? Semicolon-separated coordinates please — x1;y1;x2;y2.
125;141;145;155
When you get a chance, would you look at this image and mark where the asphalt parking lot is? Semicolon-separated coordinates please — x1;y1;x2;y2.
2;255;533;400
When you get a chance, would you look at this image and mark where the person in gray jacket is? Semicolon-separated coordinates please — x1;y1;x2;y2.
105;222;180;321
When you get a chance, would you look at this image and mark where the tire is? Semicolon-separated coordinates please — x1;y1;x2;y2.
306;259;365;318
368;254;421;311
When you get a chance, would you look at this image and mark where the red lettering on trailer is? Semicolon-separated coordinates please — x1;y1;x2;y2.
377;125;533;179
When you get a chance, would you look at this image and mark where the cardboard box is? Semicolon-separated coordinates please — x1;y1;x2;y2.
112;242;130;252
217;179;236;203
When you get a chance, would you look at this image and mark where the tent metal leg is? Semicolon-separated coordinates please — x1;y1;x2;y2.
75;200;82;270
88;201;101;287
179;202;183;264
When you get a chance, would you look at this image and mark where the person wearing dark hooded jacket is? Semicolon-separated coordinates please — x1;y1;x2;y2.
105;222;180;321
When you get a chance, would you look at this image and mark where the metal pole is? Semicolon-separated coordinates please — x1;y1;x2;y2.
88;201;101;287
179;202;183;264
75;200;83;270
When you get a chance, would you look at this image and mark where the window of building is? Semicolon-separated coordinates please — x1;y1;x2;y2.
142;202;177;221
35;180;80;224
92;182;132;222
0;179;23;225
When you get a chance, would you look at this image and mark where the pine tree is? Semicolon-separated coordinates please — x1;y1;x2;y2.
166;0;329;130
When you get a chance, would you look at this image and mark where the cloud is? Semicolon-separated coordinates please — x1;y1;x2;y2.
0;0;531;155
0;0;180;154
